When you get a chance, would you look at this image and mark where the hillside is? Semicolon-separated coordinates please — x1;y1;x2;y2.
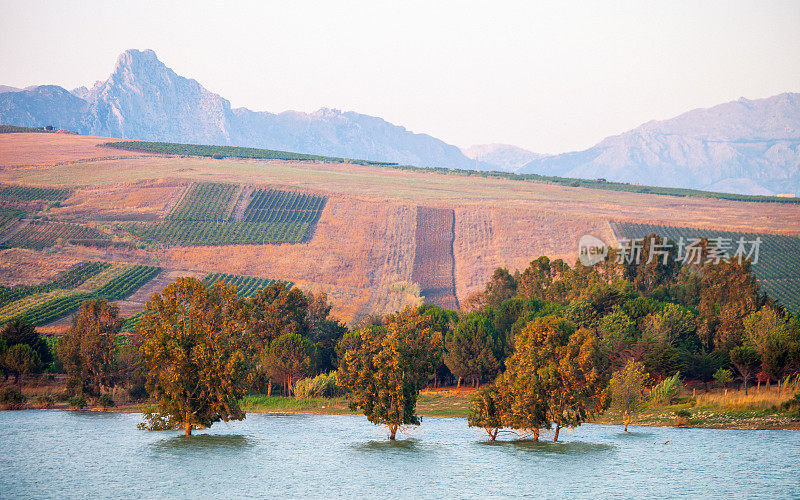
0;49;479;170
520;93;800;196
1;132;799;326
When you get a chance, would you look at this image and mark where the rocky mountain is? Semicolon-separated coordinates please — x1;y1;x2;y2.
462;143;544;172
0;49;477;169
519;93;800;195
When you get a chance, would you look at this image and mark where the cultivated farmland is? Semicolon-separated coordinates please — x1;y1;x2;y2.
3;132;800;321
412;206;458;310
204;272;293;298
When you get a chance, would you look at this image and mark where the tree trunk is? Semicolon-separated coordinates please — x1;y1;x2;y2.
184;422;192;436
267;379;272;396
553;424;561;442
744;378;748;395
457;377;461;389
490;428;497;441
757;379;761;390
623;410;630;432
532;428;539;442
389;424;398;440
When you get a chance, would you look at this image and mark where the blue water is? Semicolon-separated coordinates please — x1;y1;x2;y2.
0;411;798;499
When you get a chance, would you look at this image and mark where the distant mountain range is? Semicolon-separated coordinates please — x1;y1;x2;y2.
1;49;798;195
518;93;800;195
0;49;482;170
461;144;544;172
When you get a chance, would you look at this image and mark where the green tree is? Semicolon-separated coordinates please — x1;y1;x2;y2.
245;282;309;353
1;319;52;369
337;307;440;440
260;333;314;395
609;360;648;432
56;299;121;397
697;259;760;351
443;314;500;388
729;345;760;395
713;368;733;388
598;309;637;349
138;277;250;436
4;343;41;388
467;385;505;440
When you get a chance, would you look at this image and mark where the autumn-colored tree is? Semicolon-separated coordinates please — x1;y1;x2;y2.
444;314;500;388
609;360;648;432
261;333;315;395
57;299;121;397
138;278;250;436
337;307;441;439
4;343;41;388
502;316;609;441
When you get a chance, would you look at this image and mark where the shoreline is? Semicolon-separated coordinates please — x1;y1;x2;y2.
9;402;798;431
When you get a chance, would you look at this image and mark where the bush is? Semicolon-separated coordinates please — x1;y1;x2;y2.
55;391;70;402
650;372;682;405
35;395;54;409
68;395;86;409
99;393;115;409
292;373;343;398
0;385;26;409
782;393;800;417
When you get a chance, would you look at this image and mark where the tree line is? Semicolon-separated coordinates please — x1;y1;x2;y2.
2;234;799;439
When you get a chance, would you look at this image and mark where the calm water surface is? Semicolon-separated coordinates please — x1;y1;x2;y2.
1;411;798;499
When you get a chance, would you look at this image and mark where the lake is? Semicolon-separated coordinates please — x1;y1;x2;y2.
0;411;798;499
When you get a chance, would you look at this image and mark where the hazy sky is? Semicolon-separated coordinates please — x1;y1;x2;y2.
2;1;799;153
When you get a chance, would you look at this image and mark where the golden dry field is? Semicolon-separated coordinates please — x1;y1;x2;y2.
2;132;800;324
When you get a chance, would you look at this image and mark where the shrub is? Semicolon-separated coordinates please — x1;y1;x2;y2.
0;385;26;409
68;395;86;409
782;393;800;417
674;408;691;426
35;395;54;409
99;393;115;409
292;373;343;398
55;391;70;402
650;372;682;405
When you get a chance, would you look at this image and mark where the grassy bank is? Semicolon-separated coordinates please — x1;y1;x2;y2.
240;386;800;430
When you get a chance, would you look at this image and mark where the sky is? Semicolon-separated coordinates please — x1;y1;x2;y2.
1;1;799;154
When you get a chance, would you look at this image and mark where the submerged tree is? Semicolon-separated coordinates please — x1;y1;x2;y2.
609;360;648;432
138;278;250;436
337;307;440;440
467;385;505;440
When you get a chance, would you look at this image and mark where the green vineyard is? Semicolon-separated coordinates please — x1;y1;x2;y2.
0;184;72;202
125;182;326;246
103;140;398;166
0;261;110;307
611;222;800;312
242;189;326;224
0;263;161;326
0;220;110;250
204;272;293;298
168;182;238;221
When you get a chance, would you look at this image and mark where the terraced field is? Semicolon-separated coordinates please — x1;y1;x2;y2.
612;222;800;312
411;206;458;309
